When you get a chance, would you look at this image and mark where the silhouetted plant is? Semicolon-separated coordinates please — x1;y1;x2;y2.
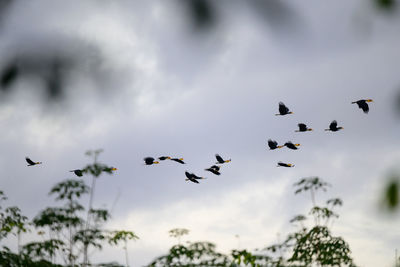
0;150;138;267
169;228;190;245
264;177;357;267
148;241;230;267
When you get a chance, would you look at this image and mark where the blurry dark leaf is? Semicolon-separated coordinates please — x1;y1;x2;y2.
382;179;399;211
374;0;396;10
183;0;216;30
0;63;18;90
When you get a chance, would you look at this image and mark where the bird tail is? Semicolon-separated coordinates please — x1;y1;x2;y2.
351;101;356;104
324;129;330;131
275;113;281;116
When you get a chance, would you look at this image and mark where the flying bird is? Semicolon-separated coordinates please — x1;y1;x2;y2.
205;165;221;175
185;171;206;183
26;157;42;166
158;156;171;161
144;157;159;165
171;158;185;164
284;141;300;150
268;139;283;150
70;169;83;177
275;102;293;116
296;123;312;132
215;154;231;164
352;99;373;113
325;120;343;132
277;162;295;167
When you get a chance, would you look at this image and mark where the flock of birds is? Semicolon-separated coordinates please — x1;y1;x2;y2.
269;99;373;168
25;99;373;184
143;154;232;184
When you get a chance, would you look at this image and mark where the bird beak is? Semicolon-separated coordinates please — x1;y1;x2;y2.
295;144;300;146
167;157;171;159
277;146;283;148
309;129;313;131
154;161;160;164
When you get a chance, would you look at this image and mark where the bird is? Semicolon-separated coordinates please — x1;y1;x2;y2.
325;120;343;132
268;139;283;150
277;162;295;167
284;141;300;150
171;158;185;164
70;169;83;177
295;123;312;132
275;102;293;116
205;165;221;175
352;99;373;113
26;157;42;166
144;157;159;165
215;154;231;164
158;156;171;161
185;171;206;183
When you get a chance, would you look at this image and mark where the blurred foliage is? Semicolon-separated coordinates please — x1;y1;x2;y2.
148;241;230;267
381;176;399;211
374;0;397;10
182;0;215;30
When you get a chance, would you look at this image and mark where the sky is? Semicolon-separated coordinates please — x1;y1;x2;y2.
1;0;400;266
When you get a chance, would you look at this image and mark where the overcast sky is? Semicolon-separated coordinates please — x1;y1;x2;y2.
1;1;400;266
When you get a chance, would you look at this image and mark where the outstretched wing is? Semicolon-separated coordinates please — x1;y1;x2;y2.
358;102;369;113
279;102;289;114
268;139;277;149
144;157;154;164
215;154;224;163
298;123;307;131
330;120;337;129
26;157;35;165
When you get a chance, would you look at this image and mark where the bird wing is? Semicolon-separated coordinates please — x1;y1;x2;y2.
279;102;289;114
189;178;200;183
215;154;224;163
185;171;193;179
298;123;306;131
268;139;277;149
210;165;220;171
26;157;35;165
330;120;337;129
359;102;369;113
144;157;154;164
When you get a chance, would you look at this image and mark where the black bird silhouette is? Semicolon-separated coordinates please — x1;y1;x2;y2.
325;120;343;132
171;158;185;164
205;165;221;175
277;162;294;167
158;156;171;161
144;157;159;165
268;139;283;150
275;102;293;116
215;154;231;164
284;141;300;150
70;169;83;177
26;157;42;166
296;123;312;132
185;171;206;183
352;99;373;114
